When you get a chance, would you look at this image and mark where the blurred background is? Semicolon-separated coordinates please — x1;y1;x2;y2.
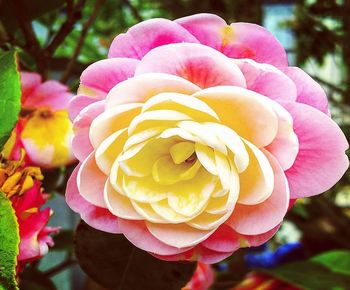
1;0;350;289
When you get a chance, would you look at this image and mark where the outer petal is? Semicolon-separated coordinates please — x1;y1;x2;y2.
77;152;107;208
23;80;73;111
201;224;279;253
236;59;297;102
136;43;246;89
68;94;98;121
146;222;215;248
175;13;227;51
176;14;288;66
226;151;289;235
106;73;200;108
108;18;198;59
20;72;41;102
281;67;329;115
72;101;105;161
118;219;191;255
79;58;139;98
283;102;349;198
65;165;120;233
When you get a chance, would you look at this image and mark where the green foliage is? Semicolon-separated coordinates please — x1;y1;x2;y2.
0;192;19;290
0;50;21;151
312;250;350;276
75;221;196;290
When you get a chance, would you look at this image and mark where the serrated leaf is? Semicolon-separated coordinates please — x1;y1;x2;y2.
262;261;350;290
75;221;196;290
311;250;350;276
0;191;19;290
0;50;21;151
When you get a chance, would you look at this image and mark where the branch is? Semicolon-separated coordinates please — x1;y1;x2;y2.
122;0;143;22
45;0;86;56
60;0;106;83
44;258;76;277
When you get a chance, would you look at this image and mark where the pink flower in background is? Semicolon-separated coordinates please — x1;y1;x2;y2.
66;13;349;263
183;262;214;290
0;154;59;273
5;72;76;168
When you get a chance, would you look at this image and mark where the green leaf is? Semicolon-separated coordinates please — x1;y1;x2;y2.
311;250;350;276
0;50;21;151
75;221;196;290
0;191;19;290
263;261;350;290
0;0;66;35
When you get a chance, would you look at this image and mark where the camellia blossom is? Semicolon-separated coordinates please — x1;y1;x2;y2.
5;72;76;168
0;152;59;272
66;13;349;263
183;262;214;290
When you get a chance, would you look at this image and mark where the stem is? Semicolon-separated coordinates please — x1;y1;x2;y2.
60;0;105;83
122;0;143;22
45;0;86;56
44;258;76;277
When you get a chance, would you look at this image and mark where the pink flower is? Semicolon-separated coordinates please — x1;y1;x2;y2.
66;13;349;263
183;262;214;290
0;155;59;272
5;72;76;168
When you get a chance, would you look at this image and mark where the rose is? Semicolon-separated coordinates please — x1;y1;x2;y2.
66;13;349;263
0;154;59;273
4;72;76;168
183;262;214;290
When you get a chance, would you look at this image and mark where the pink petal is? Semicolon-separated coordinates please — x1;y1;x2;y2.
201;224;279;253
77;152;107;208
20;72;41;102
118;219;191;256
72;101;105;161
225;23;288;66
175;13;227;51
23;80;73;111
65;165;120;233
283;102;349;198
281;67;329;115
237;59;297;102
68;94;99;121
176;14;288;66
226;151;289;235
135;43;246;89
80;58;139;97
108;18;199;59
146;222;215;248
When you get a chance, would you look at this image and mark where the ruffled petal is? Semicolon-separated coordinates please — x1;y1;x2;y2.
281;67;329;115
226;151;289;235
283;102;349;198
72;101;105;161
79;58;139;97
108;18;198;59
77;152;107;208
65;165;120;233
135;43;246;89
106;73;200;108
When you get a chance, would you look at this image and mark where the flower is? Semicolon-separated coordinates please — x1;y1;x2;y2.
66;13;349;263
4;72;76;168
231;272;301;290
0;152;59;272
183;262;215;290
